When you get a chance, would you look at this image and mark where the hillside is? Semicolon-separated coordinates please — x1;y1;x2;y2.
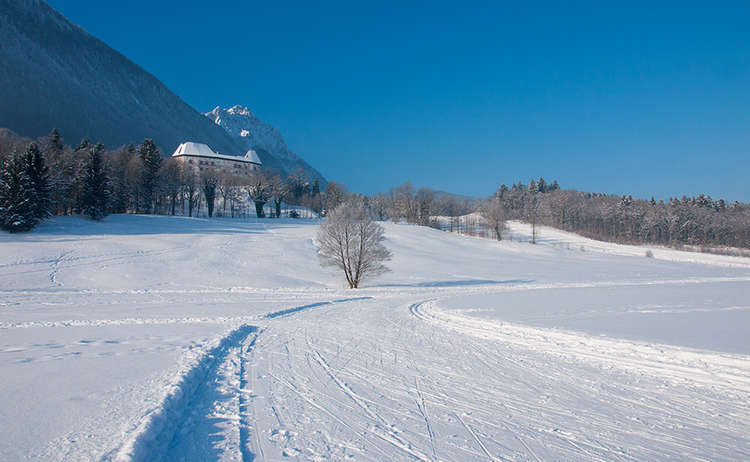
0;1;324;181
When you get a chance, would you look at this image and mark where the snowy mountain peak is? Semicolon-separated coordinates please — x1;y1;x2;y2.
205;105;326;185
226;105;255;117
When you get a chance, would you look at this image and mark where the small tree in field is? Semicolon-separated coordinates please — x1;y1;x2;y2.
317;199;391;288
479;196;507;240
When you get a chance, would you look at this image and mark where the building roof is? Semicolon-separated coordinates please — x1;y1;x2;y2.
172;141;262;165
244;149;261;164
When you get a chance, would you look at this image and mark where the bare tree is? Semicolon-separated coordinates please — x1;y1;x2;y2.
269;173;287;218
201;173;219;218
181;167;199;217
317;199;391;288
246;170;272;218
216;172;239;217
415;187;435;225
159;158;182;215
479;197;507;240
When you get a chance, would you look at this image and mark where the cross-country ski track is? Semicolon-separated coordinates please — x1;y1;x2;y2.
1;215;749;461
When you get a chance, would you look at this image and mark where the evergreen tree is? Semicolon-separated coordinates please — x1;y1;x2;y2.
76;136;91;152
46;129;74;215
311;178;322;213
22;143;51;220
137;139;161;214
0;154;38;232
49;129;64;155
78;143;110;220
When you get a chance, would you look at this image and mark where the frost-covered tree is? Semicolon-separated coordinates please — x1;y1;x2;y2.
317;198;391;288
0;153;38;232
78;143;110;220
323;181;347;215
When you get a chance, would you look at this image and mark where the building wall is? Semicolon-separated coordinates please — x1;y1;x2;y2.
175;155;260;178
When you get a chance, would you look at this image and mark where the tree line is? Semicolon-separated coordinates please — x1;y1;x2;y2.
0;128;343;232
478;178;750;251
356;178;749;251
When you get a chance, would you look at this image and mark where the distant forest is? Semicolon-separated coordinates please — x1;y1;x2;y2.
374;179;750;252
1;127;748;252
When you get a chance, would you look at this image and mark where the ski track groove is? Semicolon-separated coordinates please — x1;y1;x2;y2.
456;413;501;462
239;333;258;462
308;345;432;461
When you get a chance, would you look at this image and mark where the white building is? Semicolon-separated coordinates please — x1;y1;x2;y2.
172;141;261;177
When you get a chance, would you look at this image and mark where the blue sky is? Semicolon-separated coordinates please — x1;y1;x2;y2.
47;1;750;201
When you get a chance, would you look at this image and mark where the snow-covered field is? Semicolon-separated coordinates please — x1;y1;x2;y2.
1;215;749;461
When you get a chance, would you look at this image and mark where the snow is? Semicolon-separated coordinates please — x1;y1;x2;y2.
1;215;749;460
172;141;217;157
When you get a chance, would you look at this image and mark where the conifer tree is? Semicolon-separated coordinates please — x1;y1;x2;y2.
537;177;547;193
78;143;110;220
311;178;322;213
22;143;51;220
0;154;38;232
76;137;91;152
49;129;64;156
138;139;161;214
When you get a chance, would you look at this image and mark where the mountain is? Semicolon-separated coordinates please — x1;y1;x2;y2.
206;105;326;184
0;0;324;182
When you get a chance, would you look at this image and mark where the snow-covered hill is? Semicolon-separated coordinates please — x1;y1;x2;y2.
0;0;241;156
206;105;326;183
1;215;749;460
